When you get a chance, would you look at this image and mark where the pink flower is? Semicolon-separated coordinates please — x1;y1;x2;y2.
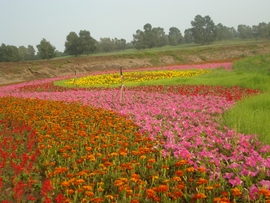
228;176;242;186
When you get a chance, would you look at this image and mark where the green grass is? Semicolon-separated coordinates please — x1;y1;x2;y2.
223;92;270;144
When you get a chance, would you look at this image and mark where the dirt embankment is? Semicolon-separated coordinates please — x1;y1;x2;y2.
1;41;270;86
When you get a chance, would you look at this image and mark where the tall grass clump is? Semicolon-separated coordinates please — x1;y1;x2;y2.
224;54;270;144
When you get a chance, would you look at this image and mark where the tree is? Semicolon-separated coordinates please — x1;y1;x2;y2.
152;27;167;47
184;28;194;43
191;15;216;44
78;30;96;55
215;23;236;41
133;29;146;50
27;45;36;60
168;27;183;46
237;24;253;39
36;38;56;59
113;38;126;51
98;38;115;52
64;32;80;56
18;46;28;61
256;22;270;39
65;30;96;56
143;23;156;48
0;43;21;62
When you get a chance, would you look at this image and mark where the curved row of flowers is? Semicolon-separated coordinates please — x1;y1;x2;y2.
0;62;269;202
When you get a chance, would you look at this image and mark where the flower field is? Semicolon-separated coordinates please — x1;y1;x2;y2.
0;62;270;203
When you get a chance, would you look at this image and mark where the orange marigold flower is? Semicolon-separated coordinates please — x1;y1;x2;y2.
231;187;242;197
130;199;140;203
105;195;114;200
98;187;104;192
85;191;94;197
205;186;214;190
114;180;124;187
162;165;169;170
140;155;146;160
146;189;155;199
104;161;114;167
175;170;184;176
147;158;156;163
175;160;188;166
75;179;85;185
214;183;220;188
258;188;270;197
61;181;70;187
214;197;230;203
146;165;153;169
221;191;229;197
154;196;161;202
67;189;75;195
110;152;118;157
197;178;208;185
64;198;72;203
172;176;182;182
156;184;169;192
197;167;206;172
82;185;92;191
119;151;127;156
186;167;195;172
193;193;207;199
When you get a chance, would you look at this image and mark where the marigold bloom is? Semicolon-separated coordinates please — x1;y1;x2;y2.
110;152;118;156
231;187;242;197
148;158;156;163
156;184;169;192
175;160;188;166
197;178;208;185
146;189;156;199
85;191;94;197
213;197;230;203
75;179;85;185
114;180;124;187
105;195;114;200
205;186;214;190
186;167;195;172
175;170;184;176
197;167;206;172
193;193;207;199
61;181;70;187
82;185;92;191
258;188;270;198
67;189;75;195
140;155;146;159
162;165;169;169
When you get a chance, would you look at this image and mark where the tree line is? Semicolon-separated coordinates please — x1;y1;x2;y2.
1;15;270;62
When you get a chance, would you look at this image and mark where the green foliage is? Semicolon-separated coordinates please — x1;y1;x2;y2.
0;43;21;62
168;27;183;46
64;30;96;56
215;23;236;40
18;45;36;61
133;23;169;50
36;38;56;59
191;15;216;45
223;93;270;143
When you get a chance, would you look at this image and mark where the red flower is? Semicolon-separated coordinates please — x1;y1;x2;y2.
42;179;53;197
55;193;65;203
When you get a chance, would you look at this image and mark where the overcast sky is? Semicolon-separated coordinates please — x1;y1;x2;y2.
1;0;270;52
